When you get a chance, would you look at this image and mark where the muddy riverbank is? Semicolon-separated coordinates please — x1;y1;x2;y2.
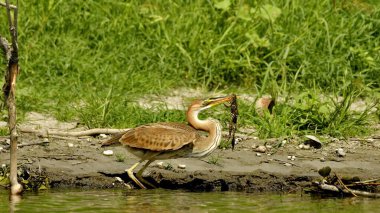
1;128;379;192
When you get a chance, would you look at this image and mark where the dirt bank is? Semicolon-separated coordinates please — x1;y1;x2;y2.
1;129;379;192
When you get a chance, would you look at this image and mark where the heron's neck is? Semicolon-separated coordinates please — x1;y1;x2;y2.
187;109;222;157
187;109;212;131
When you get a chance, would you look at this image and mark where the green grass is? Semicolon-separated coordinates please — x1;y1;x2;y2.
0;0;378;138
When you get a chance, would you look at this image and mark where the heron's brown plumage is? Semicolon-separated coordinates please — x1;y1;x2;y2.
119;122;200;151
101;95;234;189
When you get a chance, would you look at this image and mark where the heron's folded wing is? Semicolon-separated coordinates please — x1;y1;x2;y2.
120;123;199;151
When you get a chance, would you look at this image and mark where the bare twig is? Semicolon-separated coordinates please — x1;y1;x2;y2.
346;183;380;187
317;182;380;198
1;0;21;195
354;178;380;184
48;135;86;141
18;141;49;148
0;1;16;9
335;173;357;197
18;127;252;140
19;127;130;137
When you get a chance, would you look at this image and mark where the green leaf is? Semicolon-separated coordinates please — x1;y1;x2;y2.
214;0;231;11
245;32;270;48
0;176;10;186
236;4;251;21
251;4;282;22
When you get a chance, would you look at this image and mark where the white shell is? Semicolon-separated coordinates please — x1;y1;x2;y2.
336;148;346;157
156;161;164;169
178;164;186;169
103;150;114;156
305;135;321;143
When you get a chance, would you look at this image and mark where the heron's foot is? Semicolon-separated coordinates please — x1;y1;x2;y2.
127;170;146;189
125;164;146;189
136;172;157;189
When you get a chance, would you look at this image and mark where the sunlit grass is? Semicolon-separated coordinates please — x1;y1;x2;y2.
0;0;378;138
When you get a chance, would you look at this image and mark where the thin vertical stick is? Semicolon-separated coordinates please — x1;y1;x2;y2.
1;0;22;195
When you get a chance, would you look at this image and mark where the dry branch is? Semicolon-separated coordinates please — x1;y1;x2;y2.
19;127;130;137
317;182;380;198
335;173;357;197
18;127;251;140
0;1;16;9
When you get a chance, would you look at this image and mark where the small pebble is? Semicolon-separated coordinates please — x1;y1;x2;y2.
291;156;296;161
68;143;74;148
336;148;346;157
303;144;311;150
115;177;123;183
1;164;6;168
255;145;267;153
99;134;108;139
256;153;262;157
298;144;310;150
252;137;259;140
320;157;326;162
0;147;3;152
43;138;49;143
266;153;271;156
287;155;292;160
284;163;292;167
156;161;164;169
178;164;186;169
103;150;114;156
265;145;272;149
5;139;10;145
281;140;287;146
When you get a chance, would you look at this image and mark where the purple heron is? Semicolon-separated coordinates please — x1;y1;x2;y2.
101;95;234;189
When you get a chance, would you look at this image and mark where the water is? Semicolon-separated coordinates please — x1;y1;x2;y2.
1;189;379;213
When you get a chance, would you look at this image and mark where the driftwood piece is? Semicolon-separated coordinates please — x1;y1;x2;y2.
19;126;250;141
19;127;130;137
317;182;380;198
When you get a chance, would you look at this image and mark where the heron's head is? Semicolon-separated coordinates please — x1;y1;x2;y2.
188;95;234;112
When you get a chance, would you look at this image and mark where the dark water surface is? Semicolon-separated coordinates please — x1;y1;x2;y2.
1;189;379;212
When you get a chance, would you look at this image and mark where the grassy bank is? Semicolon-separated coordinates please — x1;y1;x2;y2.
0;0;379;138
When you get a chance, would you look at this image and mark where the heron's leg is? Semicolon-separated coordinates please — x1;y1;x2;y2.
126;160;146;189
136;160;156;189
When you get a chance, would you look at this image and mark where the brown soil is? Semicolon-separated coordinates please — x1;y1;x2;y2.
1;130;379;192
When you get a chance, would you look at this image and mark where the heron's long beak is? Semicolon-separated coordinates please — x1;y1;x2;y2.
205;95;235;108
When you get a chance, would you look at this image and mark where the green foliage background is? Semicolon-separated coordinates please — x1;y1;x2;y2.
0;0;379;137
